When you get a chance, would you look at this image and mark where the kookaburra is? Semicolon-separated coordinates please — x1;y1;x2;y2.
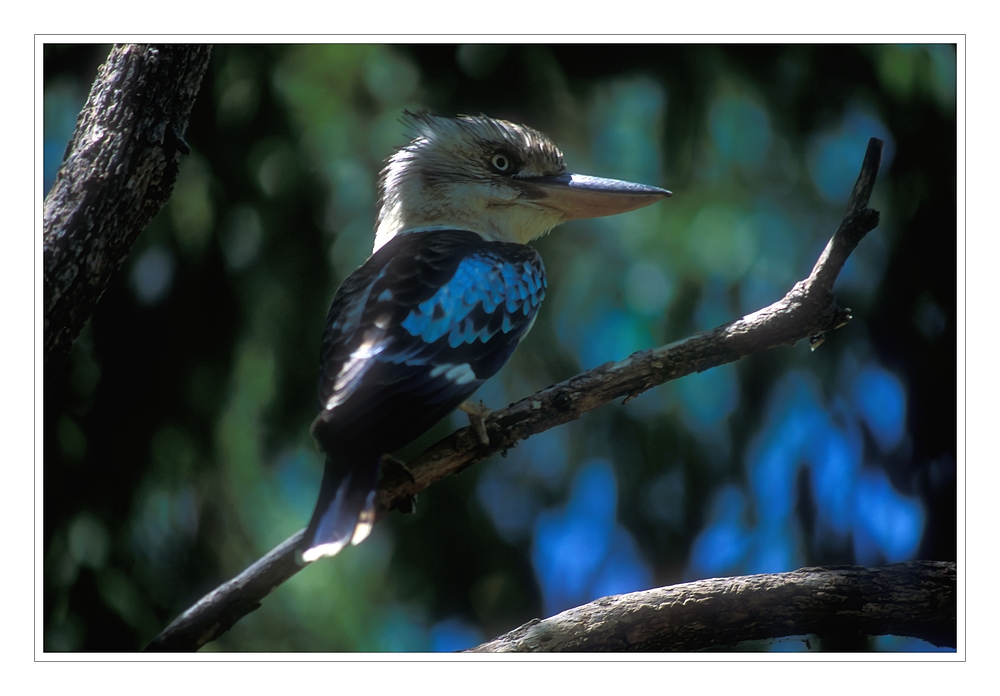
302;111;670;561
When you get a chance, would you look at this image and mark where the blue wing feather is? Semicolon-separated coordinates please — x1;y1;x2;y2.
400;254;545;349
312;229;545;454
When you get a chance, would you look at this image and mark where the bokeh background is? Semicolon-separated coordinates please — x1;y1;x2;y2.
42;43;957;652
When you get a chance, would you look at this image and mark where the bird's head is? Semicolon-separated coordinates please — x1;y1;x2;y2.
374;112;671;251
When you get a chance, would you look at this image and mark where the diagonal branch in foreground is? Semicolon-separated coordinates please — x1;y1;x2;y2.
146;138;885;652
467;561;956;652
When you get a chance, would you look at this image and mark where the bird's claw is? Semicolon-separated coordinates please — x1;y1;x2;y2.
459;400;492;446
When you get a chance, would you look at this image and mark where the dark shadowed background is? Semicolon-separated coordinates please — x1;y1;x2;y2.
42;43;957;652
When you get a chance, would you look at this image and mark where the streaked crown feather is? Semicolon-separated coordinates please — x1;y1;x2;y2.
374;112;567;248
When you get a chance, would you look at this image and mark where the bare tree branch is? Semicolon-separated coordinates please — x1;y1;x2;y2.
43;43;212;365
466;561;956;652
146;138;886;652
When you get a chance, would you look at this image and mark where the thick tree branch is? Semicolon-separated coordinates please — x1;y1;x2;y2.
146;139;885;652
467;561;956;652
43;44;212;365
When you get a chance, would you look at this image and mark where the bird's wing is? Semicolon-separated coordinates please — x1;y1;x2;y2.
312;229;546;453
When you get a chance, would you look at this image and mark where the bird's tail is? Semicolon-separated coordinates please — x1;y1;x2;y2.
301;453;380;562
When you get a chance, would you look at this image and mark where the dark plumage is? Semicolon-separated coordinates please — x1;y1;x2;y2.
301;113;669;561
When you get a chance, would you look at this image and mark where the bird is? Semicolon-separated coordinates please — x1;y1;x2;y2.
301;111;670;562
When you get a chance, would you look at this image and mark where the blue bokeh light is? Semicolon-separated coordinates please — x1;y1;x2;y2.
677;364;739;430
709;95;773;169
476;427;569;543
688;485;752;577
531;458;652;615
693;276;735;330
589;77;665;185
686;365;923;581
590;527;653;599
577;307;655;369
746;525;800;575
430;617;484;652
476;467;543;543
851;364;907;453
624;261;675;316
373;605;428;652
808;109;895;203
740;201;800;313
852;470;925;565
805;424;862;541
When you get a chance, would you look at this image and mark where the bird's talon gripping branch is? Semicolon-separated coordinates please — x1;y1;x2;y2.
393;493;418;516
835;307;854;329
300;112;670;561
459;399;493;446
621;392;642;406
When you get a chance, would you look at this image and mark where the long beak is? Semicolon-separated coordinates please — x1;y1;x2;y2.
518;173;671;221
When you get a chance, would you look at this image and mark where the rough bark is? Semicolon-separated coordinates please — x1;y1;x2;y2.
467;561;956;652
145;139;894;652
43;43;212;365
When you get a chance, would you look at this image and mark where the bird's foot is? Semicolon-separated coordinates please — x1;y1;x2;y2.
459;399;493;446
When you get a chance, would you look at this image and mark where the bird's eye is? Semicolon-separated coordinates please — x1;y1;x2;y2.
491;153;512;173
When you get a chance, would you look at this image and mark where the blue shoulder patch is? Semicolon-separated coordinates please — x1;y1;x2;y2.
401;254;546;348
